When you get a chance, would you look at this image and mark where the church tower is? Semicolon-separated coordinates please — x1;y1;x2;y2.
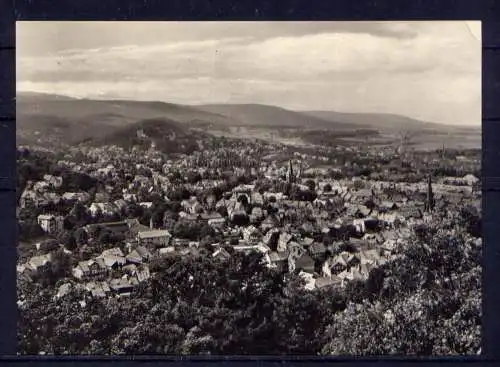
287;160;295;184
425;175;435;213
297;161;302;180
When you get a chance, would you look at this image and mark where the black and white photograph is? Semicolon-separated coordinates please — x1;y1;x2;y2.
16;21;481;355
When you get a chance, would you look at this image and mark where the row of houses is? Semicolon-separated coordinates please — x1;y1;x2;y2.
55;273;149;300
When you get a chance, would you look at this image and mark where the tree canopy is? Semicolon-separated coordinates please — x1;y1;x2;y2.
19;224;481;355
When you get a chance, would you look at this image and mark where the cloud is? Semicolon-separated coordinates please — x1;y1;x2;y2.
18;27;478;81
16;21;422;58
17;21;481;126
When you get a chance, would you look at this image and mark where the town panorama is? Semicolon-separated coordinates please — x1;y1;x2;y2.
16;21;481;356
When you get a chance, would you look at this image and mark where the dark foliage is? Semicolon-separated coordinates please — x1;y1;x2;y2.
18;224;480;355
92;118;206;155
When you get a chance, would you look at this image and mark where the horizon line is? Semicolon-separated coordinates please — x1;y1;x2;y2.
16;89;481;129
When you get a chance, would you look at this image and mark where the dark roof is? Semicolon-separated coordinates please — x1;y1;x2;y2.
126;250;143;263
105;221;129;229
269;251;289;262
109;279;134;291
295;254;315;267
310;242;326;255
86;221;130;234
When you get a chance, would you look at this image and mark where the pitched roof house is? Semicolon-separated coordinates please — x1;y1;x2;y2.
72;259;108;280
277;232;293;252
242;225;262;244
298;271;316;290
137;229;172;247
101;247;125;257
27;253;53;273
125;246;154;264
212;247;232;261
135;265;151;283
84;281;111;298
289;253;315;274
108;278;135;295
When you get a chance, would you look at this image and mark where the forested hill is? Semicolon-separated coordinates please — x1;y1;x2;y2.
194;103;356;129
85;118;206;155
16;92;232;147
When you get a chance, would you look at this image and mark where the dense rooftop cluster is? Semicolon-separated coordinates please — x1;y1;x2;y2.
17;137;481;355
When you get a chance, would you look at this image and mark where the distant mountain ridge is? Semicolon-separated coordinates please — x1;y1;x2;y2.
16;91;78;101
17;92;235;128
16;92;480;150
193;103;356;130
17;92;234;147
303;110;480;133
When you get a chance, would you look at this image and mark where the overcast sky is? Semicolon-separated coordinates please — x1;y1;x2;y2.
17;21;481;126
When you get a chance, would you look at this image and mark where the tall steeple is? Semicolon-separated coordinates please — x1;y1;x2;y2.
426;175;435;213
288;160;294;184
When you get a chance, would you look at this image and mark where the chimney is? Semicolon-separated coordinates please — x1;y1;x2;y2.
149;217;154;230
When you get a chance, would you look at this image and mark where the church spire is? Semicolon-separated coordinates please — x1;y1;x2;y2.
426;174;435;213
288;160;294;184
